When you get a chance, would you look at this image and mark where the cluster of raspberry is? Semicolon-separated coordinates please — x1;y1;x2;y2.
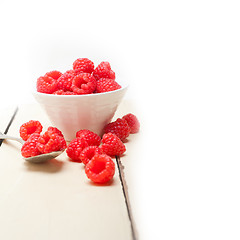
36;58;121;95
19;113;139;184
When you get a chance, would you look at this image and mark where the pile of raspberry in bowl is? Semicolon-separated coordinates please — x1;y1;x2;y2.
30;57;140;184
36;58;122;95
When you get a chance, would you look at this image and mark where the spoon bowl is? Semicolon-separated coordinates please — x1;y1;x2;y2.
24;150;64;163
0;132;64;163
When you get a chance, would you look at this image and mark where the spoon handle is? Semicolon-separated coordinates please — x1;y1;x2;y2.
0;132;25;144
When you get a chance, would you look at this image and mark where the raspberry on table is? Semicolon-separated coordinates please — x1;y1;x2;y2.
80;146;103;165
66;137;89;162
95;78;121;93
73;58;94;74
71;73;97;95
21;133;41;158
45;70;62;80
37;130;67;154
103;118;130;141
76;129;101;146
85;154;115;184
122;113;140;133
92;61;116;80
101;133;126;157
37;75;58;94
57;70;75;91
19;120;43;141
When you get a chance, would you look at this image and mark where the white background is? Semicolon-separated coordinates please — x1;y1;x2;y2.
1;0;240;239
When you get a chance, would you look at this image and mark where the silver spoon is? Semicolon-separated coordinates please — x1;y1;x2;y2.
0;132;64;163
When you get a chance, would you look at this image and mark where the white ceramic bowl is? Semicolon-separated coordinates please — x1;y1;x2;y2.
33;81;128;141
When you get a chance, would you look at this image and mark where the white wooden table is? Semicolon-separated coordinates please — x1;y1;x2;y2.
0;101;139;240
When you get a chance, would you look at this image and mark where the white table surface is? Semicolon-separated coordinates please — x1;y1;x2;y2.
0;102;139;240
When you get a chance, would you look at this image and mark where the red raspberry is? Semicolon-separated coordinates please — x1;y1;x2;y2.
80;146;103;165
93;61;116;80
72;73;96;95
66;138;88;162
95;78;121;93
85;154;115;184
37;131;67;154
76;129;101;146
57;70;75;91
73;58;94;74
122;113;140;133
46;126;64;137
103;118;130;141
53;90;77;95
45;70;62;80
109;70;115;80
101;133;126;157
19;120;43;141
37;75;58;94
21;133;41;158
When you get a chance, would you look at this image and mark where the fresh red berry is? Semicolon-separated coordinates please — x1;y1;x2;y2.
37;131;67;154
80;146;103;165
85;154;115;184
122;113;140;133
37;75;58;94
95;78;121;93
53;90;77;95
101;133;126;156
103;118;130;141
46;126;64;137
57;70;75;91
93;61;115;80
76;129;101;146
19;120;43;141
72;73;96;95
45;70;62;80
21;133;41;158
66;137;88;162
73;58;94;74
109;70;115;80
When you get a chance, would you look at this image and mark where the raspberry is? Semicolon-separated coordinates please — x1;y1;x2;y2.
103;118;130;141
109;70;115;80
46;126;64;137
21;133;41;158
85;154;115;184
93;61;116;80
76;129;101;146
37;131;67;154
53;90;77;95
19;120;43;141
45;70;62;80
122;113;140;133
101;133;126;157
66;137;88;162
73;58;94;74
37;75;58;94
80;146;103;165
72;73;96;95
95;78;121;93
57;70;75;91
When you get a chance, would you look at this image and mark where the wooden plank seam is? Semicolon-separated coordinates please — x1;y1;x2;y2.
116;156;137;240
0;107;18;147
